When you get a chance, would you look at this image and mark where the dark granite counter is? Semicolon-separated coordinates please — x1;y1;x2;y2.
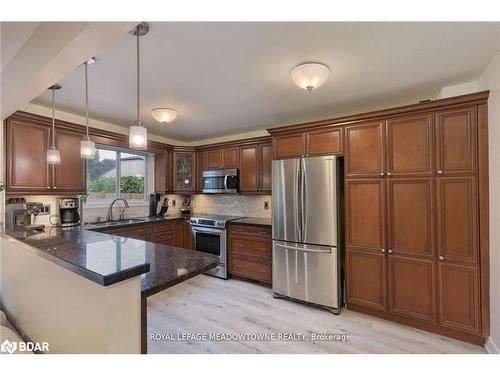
2;216;218;296
230;217;272;227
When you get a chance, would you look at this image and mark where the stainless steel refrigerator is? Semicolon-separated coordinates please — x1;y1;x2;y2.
272;156;343;313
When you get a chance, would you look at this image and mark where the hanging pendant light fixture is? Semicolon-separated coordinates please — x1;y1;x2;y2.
80;58;97;158
47;84;62;165
129;22;149;150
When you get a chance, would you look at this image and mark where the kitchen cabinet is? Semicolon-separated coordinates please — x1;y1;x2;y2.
386;114;434;177
195;150;205;192
273;133;305;159
173;151;195;193
228;224;272;284
53;128;86;192
305;127;343;156
437;177;478;265
435;106;477;176
345;121;385;177
205;147;239;170
239;142;272;194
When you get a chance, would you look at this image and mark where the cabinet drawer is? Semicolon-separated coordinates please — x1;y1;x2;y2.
128;233;154;242
231;257;271;283
155;221;176;233
230;224;271;238
120;224;154;236
153;231;175;243
230;237;271;259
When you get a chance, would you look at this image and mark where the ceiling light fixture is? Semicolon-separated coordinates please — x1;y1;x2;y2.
151;108;178;124
47;84;62;165
80;58;96;158
129;22;149;150
290;62;330;92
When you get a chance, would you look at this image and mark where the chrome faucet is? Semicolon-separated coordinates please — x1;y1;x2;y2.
107;198;130;221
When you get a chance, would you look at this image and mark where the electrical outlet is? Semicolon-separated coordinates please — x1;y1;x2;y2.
39;204;51;216
171;199;176;206
264;201;269;210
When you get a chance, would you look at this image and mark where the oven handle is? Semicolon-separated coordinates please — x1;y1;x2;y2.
193;228;223;235
224;175;228;190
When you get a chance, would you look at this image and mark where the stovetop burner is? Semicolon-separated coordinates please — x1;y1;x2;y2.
189;214;245;229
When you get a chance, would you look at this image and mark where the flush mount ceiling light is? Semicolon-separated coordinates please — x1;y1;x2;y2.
290;62;330;92
47;84;62;165
129;22;149;150
151;108;178;124
80;58;96;158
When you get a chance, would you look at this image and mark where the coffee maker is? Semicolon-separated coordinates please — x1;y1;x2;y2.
59;198;80;227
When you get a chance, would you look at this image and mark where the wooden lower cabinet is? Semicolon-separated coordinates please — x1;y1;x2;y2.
438;263;480;334
346;249;386;310
388;255;436;322
228;224;272;284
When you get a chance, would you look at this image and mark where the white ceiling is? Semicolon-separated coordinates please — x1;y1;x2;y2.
32;22;500;142
1;22;40;69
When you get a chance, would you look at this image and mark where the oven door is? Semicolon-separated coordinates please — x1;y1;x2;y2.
202;169;238;194
192;225;226;265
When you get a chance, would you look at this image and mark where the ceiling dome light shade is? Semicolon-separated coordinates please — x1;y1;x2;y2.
129;124;148;150
290;62;330;92
152;108;178;124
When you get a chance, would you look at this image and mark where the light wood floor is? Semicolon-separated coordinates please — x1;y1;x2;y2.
147;275;486;354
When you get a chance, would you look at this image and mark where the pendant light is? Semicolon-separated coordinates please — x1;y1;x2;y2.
47;84;62;164
129;22;149;150
80;58;97;158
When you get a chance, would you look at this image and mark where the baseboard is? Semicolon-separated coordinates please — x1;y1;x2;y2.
485;336;500;354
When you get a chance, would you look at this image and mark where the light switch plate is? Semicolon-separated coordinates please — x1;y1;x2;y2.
39;204;51;216
264;201;269;210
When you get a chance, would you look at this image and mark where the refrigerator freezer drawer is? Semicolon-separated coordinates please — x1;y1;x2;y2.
272;241;339;309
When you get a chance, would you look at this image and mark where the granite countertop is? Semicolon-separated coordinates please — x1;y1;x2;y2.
2;216;218;297
230;217;272;227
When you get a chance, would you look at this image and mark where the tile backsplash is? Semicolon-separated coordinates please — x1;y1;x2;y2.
191;194;271;218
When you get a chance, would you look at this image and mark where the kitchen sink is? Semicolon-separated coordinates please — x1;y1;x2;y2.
92;218;146;227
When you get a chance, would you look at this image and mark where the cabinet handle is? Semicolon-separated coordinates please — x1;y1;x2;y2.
53;186;57;189
439;256;444;261
380;173;385;177
388;249;393;254
437;170;443;175
387;172;392;176
47;186;51;189
381;249;386;253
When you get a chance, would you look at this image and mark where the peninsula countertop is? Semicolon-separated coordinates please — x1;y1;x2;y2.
2;215;218;297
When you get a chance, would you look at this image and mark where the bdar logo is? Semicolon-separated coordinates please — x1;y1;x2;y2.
1;340;17;354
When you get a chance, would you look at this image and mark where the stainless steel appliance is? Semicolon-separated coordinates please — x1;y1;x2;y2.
59;198;81;227
5;200;45;231
190;214;243;279
202;169;239;194
272;156;343;313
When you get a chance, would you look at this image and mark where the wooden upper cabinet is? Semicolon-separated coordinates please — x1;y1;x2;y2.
345;121;385;177
346;179;385;251
205;149;222;169
273;133;305;159
387;178;434;258
305;127;343;156
6;119;51;192
386;114;434;177
260;143;272;193
437;177;478;265
154;150;167;193
346;249;387;310
435;106;477;176
195;151;205;192
53;128;86;192
240;142;272;194
174;152;195;192
438;263;480;334
388;256;436;322
222;147;239;168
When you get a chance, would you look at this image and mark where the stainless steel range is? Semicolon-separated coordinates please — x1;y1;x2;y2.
189;214;244;279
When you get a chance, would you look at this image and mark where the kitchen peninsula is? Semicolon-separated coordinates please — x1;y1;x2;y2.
0;215;218;354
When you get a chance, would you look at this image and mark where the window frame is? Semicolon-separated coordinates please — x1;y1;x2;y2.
86;144;151;203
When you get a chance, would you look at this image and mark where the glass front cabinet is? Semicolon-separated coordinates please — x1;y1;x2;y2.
174;151;195;192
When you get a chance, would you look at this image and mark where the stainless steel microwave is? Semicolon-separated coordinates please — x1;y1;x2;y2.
202;169;239;194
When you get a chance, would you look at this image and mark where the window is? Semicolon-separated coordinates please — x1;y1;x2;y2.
87;145;150;203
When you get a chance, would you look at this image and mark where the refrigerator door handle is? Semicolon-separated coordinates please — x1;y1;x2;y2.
301;158;307;239
296;159;302;242
274;241;332;254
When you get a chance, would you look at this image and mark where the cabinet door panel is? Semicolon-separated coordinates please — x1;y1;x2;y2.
306;127;342;156
387;179;434;258
345;122;385;177
388;256;436;322
222;147;239;168
437;177;478;265
195;151;205;192
260;144;272;193
387;114;433;176
435;107;477;175
346;249;386;310
346;179;385;250
6;120;51;191
273;133;305;159
174;152;195;192
154;150;167;193
53;129;86;192
240;146;259;192
439;263;480;334
205;149;222;169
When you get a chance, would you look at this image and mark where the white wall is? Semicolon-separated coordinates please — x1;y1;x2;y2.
477;50;500;354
